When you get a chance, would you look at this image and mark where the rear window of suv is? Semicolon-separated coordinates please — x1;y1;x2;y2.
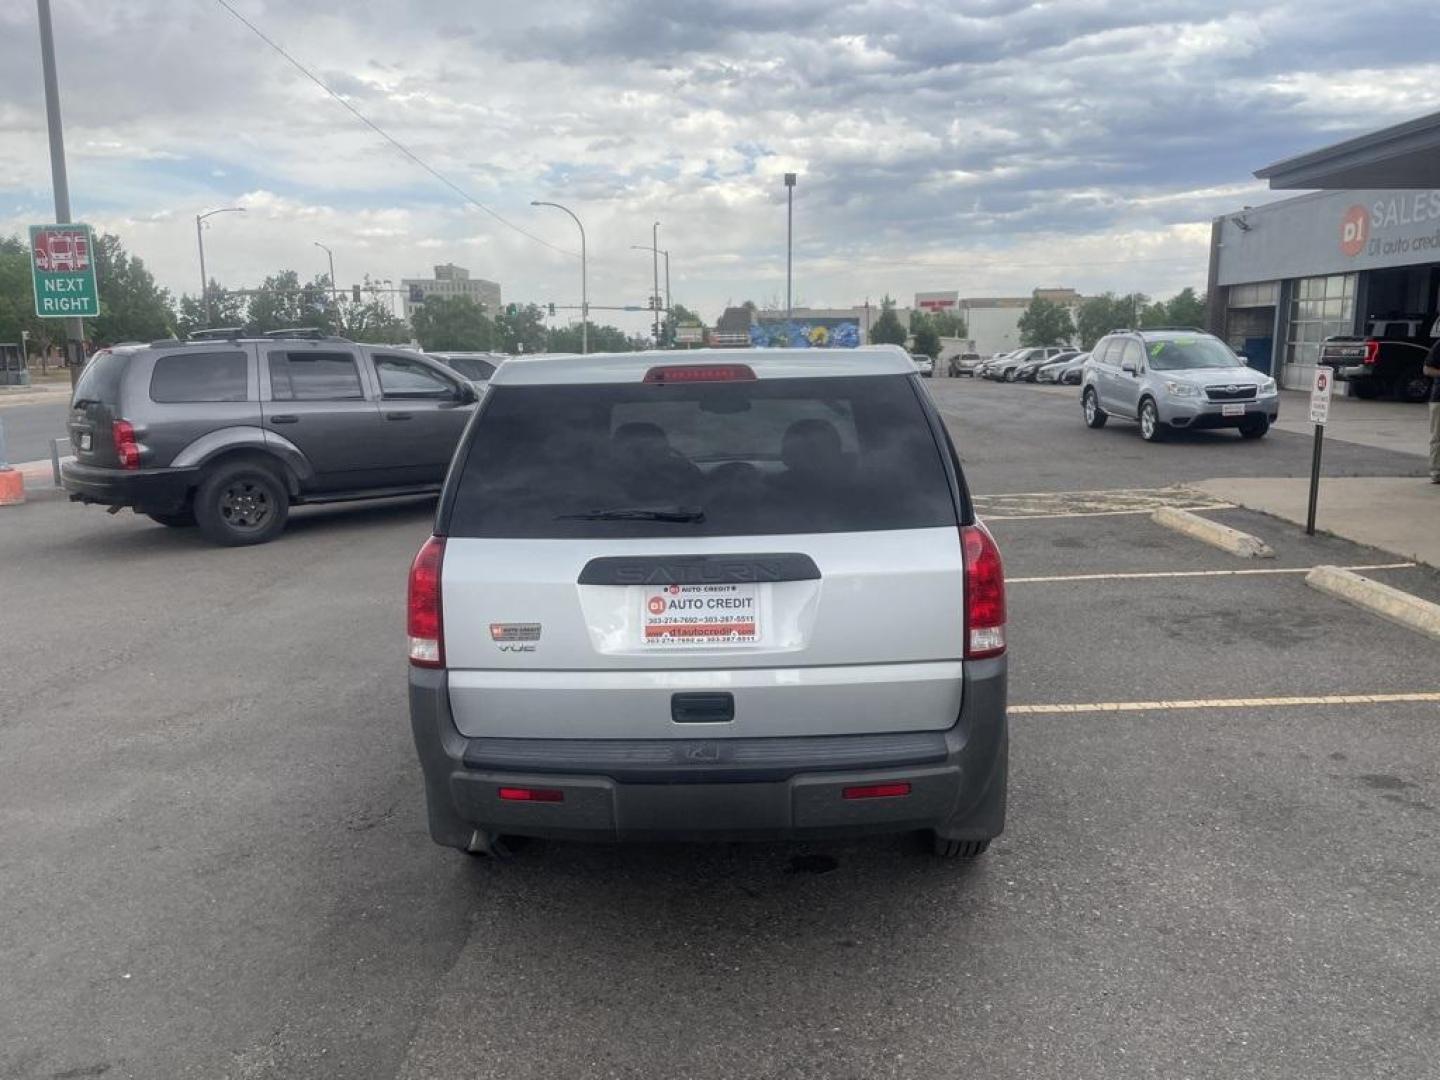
445;375;959;538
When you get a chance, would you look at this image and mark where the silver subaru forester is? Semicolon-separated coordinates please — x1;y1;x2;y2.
407;346;1008;859
1081;328;1279;441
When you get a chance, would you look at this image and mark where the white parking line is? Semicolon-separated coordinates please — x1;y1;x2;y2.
1009;562;1416;584
1010;691;1440;715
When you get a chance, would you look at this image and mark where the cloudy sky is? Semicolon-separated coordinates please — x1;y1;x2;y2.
2;0;1438;332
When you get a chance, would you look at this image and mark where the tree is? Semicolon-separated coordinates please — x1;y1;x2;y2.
410;295;494;351
494;303;548;354
1075;292;1147;349
1163;286;1207;328
928;310;969;339
1017;296;1075;347
244;270;334;333
0;235;55;359
661;303;702;348
89;233;175;344
909;310;941;358
546;322;641;353
868;296;907;346
176;282;247;338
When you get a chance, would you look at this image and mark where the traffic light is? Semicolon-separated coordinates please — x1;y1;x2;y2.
352;285;362;303
547;302;556;316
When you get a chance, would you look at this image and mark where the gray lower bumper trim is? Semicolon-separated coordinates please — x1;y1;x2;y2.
461;730;948;783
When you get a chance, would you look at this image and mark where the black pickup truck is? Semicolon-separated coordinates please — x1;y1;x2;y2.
1319;317;1435;402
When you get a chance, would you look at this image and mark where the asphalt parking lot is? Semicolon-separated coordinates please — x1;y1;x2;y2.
2;378;1438;1079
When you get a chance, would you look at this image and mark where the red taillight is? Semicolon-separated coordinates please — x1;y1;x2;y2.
961;523;1006;659
112;419;140;470
498;787;565;803
1363;339;1380;365
643;364;756;384
407;536;446;668
842;782;912;800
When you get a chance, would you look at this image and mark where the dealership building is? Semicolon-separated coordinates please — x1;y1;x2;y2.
1207;111;1440;393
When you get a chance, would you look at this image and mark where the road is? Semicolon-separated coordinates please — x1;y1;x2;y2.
0;400;69;464
2;378;1437;1079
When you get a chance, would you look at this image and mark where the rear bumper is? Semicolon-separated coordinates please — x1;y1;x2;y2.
409;658;1008;847
61;461;197;513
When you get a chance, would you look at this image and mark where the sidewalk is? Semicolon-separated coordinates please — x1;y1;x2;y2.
1273;390;1430;457
1192;476;1440;568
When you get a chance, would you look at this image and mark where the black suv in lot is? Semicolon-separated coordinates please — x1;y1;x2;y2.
62;332;478;545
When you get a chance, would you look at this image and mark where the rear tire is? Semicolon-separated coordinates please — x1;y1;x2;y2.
1350;380;1381;400
1239;415;1270;439
194;459;290;546
146;509;195;528
1394;373;1431;403
1139;398;1165;441
1083;388;1108;428
932;836;991;859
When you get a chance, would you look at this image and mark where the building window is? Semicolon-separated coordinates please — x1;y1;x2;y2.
1286;273;1355;369
1228;281;1279;308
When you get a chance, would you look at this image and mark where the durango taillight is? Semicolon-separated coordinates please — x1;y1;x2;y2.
961;523;1006;659
1362;339;1380;365
407;536;446;668
112;419;140;470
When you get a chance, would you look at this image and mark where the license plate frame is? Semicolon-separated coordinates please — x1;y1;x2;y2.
1221;403;1246;417
639;582;762;648
77;432;92;451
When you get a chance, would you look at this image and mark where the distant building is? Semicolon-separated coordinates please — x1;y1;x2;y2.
402;264;501;321
710;305;757;347
915;290;958;312
957;288;1083;355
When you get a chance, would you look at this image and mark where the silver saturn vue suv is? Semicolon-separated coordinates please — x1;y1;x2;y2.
1081;328;1279;441
407;346;1009;859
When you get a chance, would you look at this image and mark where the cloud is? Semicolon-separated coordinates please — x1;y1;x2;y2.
1;0;1437;329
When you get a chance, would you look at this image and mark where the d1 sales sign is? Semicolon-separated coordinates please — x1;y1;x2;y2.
29;224;100;318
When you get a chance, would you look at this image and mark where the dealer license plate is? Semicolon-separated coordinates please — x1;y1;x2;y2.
78;432;92;451
640;582;761;647
1221;403;1246;417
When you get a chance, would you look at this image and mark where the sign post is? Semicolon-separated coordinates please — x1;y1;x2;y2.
1305;366;1334;536
29;224;99;319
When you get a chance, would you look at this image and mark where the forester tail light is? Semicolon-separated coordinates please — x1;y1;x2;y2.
961;523;1006;659
407;536;446;667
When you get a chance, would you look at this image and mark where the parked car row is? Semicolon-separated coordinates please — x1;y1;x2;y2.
976;347;1086;384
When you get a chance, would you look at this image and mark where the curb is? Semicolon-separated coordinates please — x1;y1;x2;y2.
1307;567;1440;642
1306;566;1440;642
1151;507;1275;559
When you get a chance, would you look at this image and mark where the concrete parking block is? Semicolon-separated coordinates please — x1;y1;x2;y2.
1306;565;1440;642
1151;506;1275;558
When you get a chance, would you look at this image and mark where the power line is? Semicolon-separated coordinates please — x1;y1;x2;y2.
210;0;576;259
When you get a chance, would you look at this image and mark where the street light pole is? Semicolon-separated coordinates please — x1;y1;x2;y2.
313;242;336;301
195;207;245;326
36;0;84;388
631;245;671;344
784;173;796;333
652;222;661;347
530;201;588;354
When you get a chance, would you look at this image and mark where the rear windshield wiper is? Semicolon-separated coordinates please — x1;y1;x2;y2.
557;505;706;523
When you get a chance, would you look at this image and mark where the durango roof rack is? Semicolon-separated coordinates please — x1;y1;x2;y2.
188;327;246;341
1138;326;1206;333
262;327;338;340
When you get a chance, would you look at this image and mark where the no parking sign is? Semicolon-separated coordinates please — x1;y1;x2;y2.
1309;367;1333;425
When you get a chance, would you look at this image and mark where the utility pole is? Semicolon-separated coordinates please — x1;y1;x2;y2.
651;221;661;347
36;0;84;388
531;201;588;354
632;244;671;344
784;172;796;334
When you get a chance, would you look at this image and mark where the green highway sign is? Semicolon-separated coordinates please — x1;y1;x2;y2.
29;224;100;318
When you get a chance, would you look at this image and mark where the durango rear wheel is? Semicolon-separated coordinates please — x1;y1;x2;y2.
194;460;290;546
1083;388;1107;428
